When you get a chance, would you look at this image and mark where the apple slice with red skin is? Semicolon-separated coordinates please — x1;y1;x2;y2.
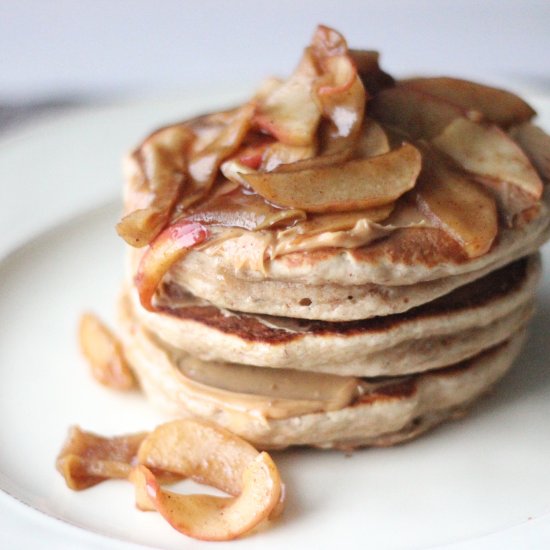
432;118;543;225
134;453;281;541
400;77;536;128
416;146;498;258
369;86;481;140
133;419;283;541
135;220;208;311
241;143;421;213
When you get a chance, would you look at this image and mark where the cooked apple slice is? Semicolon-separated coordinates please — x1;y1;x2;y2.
135;453;281;541
369;87;481;139
186;187;306;230
416;146;498;257
400;77;536;127
354;118;390;158
135;419;283;540
56;426;146;490
137;419;262;496
241;143;422;213
117;125;193;246
183;103;255;208
509;122;550;183
349;49;395;95
314;55;366;139
432;118;543;223
135;220;208;311
254;49;322;146
79;312;136;390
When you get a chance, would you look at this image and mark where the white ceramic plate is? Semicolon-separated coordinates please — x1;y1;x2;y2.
1;92;550;550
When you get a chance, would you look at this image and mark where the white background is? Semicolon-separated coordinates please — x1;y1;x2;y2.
1;0;550;103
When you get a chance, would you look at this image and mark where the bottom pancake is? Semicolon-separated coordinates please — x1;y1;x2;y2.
118;293;526;449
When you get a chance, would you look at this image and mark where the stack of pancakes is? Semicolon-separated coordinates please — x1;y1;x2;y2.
116;26;550;450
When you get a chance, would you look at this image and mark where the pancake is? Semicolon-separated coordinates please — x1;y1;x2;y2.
117;290;526;449
167;188;550;289
113;26;549;451
128;255;539;376
126;220;549;321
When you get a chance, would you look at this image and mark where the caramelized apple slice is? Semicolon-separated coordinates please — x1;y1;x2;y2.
254;49;322;146
254;25;366;148
117;125;193;246
137;419;261;496
183;104;255;207
135;419;283;540
78;312;136;390
310;26;366;156
134;453;281;541
400;77;536;127
56;426;146;490
241;143;421;213
355;119;390;158
369;87;480;139
416;146;498;257
186;187;306;230
432;118;543;223
135;221;208;311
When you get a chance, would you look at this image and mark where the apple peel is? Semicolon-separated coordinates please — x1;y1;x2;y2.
135;220;209;311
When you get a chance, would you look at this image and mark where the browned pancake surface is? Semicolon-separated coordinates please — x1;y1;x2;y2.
158;257;528;344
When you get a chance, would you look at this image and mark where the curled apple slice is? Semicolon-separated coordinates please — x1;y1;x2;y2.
56;426;146;490
241;143;422;213
135;220;208;311
137;420;260;495
133;453;280;541
186;187;306;231
79;312;136;390
135;419;283;541
254;48;322;146
183;103;255;208
400;77;536;128
117;125;193;247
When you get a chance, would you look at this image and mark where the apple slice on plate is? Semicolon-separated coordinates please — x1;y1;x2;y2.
400;77;536;128
241;143;422;213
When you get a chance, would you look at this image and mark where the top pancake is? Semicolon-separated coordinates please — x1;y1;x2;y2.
171;188;550;288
